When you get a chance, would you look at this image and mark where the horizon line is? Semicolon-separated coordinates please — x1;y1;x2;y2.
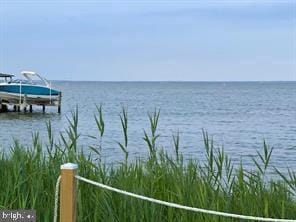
49;80;296;82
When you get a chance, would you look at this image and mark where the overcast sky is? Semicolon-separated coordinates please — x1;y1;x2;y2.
0;0;295;81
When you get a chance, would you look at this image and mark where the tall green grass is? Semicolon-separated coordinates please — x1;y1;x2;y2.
0;107;295;221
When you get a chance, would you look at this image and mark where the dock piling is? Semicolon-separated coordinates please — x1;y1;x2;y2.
58;92;62;114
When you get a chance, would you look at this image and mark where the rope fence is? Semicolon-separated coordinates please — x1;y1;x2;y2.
54;176;61;222
54;163;296;222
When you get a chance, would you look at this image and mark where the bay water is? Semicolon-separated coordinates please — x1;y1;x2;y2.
0;82;295;170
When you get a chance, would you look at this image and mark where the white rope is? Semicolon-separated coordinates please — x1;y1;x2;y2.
75;175;296;222
53;176;61;222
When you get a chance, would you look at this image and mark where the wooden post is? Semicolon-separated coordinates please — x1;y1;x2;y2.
24;106;27;113
13;105;17;112
42;105;45;113
24;94;27;107
60;163;78;222
29;105;33;113
2;104;8;112
58;92;62;114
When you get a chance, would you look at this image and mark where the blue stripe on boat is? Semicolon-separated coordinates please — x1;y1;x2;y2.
0;85;60;96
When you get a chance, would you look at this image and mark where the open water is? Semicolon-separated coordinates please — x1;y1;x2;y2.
0;82;295;169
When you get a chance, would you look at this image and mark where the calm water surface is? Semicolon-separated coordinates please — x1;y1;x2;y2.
0;82;295;170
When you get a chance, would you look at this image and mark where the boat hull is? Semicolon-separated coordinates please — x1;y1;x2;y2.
0;92;60;105
0;84;59;96
0;84;61;106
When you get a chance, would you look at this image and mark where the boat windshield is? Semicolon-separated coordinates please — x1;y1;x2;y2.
8;79;34;84
0;73;14;83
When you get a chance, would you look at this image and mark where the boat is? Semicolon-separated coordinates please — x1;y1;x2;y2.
0;71;61;106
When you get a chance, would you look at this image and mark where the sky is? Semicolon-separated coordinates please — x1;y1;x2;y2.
0;0;295;81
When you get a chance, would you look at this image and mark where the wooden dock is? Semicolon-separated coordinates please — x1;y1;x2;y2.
0;92;62;113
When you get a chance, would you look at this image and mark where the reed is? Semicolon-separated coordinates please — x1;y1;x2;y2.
0;107;295;222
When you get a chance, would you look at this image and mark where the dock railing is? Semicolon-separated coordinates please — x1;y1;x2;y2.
55;163;296;222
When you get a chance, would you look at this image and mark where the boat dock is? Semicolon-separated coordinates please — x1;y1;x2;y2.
0;92;62;113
